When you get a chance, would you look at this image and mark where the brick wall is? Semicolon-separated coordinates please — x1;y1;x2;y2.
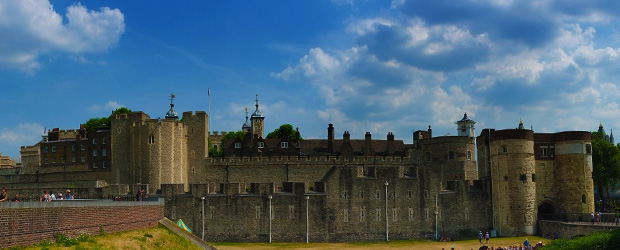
0;199;164;249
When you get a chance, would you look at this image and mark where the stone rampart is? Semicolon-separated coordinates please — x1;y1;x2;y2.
0;199;164;249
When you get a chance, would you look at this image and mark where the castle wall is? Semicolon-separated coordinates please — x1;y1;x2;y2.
554;133;594;214
418;136;477;181
490;130;536;236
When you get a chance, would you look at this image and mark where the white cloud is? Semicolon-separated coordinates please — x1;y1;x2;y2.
0;0;125;72
0;123;45;158
88;101;124;113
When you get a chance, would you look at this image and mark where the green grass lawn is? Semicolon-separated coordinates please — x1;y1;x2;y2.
211;236;550;250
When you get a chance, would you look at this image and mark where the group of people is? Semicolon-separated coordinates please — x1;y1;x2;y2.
478;231;490;244
0;187;20;202
40;189;74;202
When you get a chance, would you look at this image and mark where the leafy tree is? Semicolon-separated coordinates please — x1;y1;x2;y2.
84;107;132;132
221;131;246;143
266;124;302;140
592;131;620;201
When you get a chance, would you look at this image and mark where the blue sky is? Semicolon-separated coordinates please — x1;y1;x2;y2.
2;0;620;159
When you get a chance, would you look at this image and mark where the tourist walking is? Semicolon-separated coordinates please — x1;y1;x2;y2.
485;232;490;244
478;231;483;244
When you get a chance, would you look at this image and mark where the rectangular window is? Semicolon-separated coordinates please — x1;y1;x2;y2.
344;208;349;222
465;208;470;221
61;157;66;164
281;142;289;148
210;206;215;219
52;146;56;152
503;146;508;153
72;145;76;151
52;158;56;164
93;139;97;145
392;208;397;222
102;161;106;168
258;142;264;148
586;144;592;154
148;135;155;144
81;156;86;163
44;147;48;153
235;142;241;148
504;176;508;181
532;174;536;182
360;207;365;222
467;150;472;160
408;190;412;199
408;208;414;222
81;144;86;151
102;138;107;144
45;158;49;164
93;149;98;157
102;149;107;157
520;174;527;183
289;205;295;219
376;208;381;222
376;190;380;199
425;208;429;221
93;162;97;168
541;146;548;157
448;151;455;160
71;157;76;163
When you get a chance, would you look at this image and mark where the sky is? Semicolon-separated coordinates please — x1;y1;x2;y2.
2;0;620;160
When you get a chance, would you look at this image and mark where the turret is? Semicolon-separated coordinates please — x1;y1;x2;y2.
456;113;475;138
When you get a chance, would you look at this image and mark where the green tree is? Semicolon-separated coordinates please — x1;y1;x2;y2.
592;132;620;201
84;107;132;132
266;124;302;140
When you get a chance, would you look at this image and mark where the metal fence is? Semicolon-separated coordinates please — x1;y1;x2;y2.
539;212;619;225
11;195;159;203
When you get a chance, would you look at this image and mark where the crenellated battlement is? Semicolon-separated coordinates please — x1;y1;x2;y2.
204;155;409;164
210;131;228;136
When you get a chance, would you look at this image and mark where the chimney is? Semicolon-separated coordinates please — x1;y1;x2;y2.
363;132;374;156
328;124;334;151
428;125;432;138
341;131;353;157
343;131;350;143
387;132;394;155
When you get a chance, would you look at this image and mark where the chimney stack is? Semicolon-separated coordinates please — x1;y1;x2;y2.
387;132;394;155
328;124;334;151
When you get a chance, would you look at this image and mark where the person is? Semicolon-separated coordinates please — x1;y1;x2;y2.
57;192;64;200
595;211;600;224
524;238;530;249
478;231;483;244
0;187;7;202
66;189;73;199
11;194;20;202
136;189;143;201
40;190;50;202
615;210;620;226
485;232;489;244
49;191;56;200
591;211;595;224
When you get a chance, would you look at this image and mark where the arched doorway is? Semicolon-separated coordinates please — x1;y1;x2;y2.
538;202;555;220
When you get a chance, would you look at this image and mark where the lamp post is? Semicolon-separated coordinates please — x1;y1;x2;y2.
201;197;205;241
384;181;389;241
306;195;309;243
269;195;273;243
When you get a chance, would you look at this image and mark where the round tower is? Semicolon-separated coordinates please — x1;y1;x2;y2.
553;131;594;214
490;129;536;236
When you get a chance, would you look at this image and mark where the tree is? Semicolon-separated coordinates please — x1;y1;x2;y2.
592;132;620;201
210;130;246;157
84;107;132;132
266;124;302;140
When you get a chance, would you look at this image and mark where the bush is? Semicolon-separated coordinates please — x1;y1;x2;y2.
542;229;620;250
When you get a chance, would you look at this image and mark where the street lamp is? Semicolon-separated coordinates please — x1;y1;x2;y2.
269;195;273;243
201;197;205;241
384;181;389;241
306;195;309;243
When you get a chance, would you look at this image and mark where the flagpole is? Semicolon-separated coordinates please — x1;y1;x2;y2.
208;88;211;157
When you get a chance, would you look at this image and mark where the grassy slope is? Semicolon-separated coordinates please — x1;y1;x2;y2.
3;225;203;250
211;236;550;250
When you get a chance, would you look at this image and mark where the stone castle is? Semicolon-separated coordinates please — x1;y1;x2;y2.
2;94;594;242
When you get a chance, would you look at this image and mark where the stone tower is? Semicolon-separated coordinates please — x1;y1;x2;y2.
489;129;536;236
251;94;265;138
456;113;475;138
553;132;594;214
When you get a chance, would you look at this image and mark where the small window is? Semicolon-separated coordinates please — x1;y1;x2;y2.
448;151;455;160
44;147;48;153
392;208;397;222
582;194;586;204
289;205;295;219
81;156;86;163
61;157;66;164
210;206;215;219
532;174;536;182
376;208;381;222
467;150;472;160
148;135;155;144
102;149;107;157
344;208;349;222
235;142;241;149
72;145;76;151
93;162;98;168
52;158;56;164
258;142;265;148
93;149;98;157
586;144;592;154
520;174;527;184
425;208;429;221
361;191;364;199
102;161;106;168
408;190;412;199
81;145;86;151
465;208;470;221
408;207;414;222
360;207;365;222
541;147;548;157
504;176;508;181
281;142;289;148
45;158;49;164
502;146;508;153
102;138;107;144
71;157;76;163
425;151;431;162
51;146;56;152
461;125;466;133
93;139;97;145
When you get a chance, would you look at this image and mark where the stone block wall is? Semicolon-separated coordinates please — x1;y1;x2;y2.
0;199;164;249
